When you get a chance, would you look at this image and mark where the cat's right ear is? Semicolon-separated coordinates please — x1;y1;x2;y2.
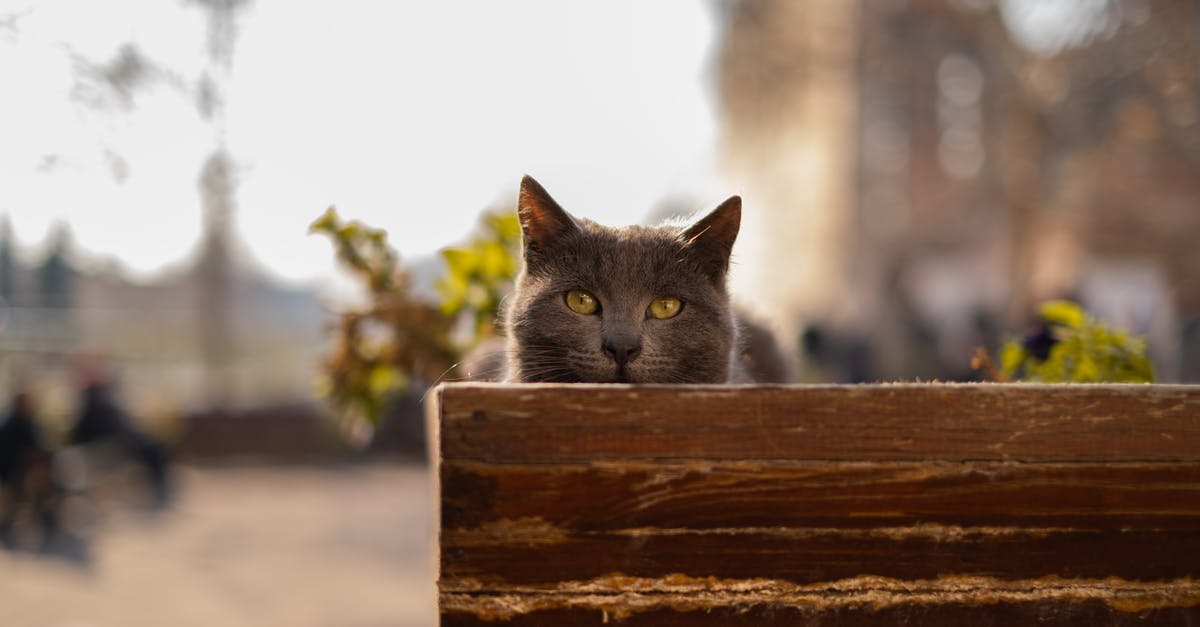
518;175;578;257
680;195;741;283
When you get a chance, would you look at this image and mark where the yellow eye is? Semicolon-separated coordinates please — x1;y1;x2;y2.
565;289;599;315
648;296;682;319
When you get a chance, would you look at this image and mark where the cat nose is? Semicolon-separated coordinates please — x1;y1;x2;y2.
602;335;642;367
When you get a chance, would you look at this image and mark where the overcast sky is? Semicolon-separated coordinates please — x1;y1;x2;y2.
1;0;721;291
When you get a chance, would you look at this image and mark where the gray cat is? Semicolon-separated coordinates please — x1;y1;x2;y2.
464;175;791;384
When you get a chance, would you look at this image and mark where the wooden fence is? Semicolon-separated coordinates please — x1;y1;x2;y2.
432;383;1200;625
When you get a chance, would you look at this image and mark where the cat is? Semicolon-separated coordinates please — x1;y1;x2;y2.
463;175;792;384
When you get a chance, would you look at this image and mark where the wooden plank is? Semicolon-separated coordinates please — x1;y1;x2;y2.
433;384;1200;625
442;526;1200;586
441;600;1200;627
441;461;1200;586
439;574;1200;625
442;461;1200;530
437;384;1200;463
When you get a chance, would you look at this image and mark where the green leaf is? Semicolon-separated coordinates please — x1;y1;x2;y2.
480;240;513;279
436;273;468;315
487;211;522;242
442;247;479;276
309;206;340;234
339;222;361;241
999;341;1026;378
367;364;404;398
1039;300;1086;329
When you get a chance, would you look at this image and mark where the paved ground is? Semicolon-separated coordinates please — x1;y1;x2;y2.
2;463;437;627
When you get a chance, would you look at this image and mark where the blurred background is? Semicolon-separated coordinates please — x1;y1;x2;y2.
1;0;1198;625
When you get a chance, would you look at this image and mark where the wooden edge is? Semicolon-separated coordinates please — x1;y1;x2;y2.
434;383;1200;463
434;381;1200;392
426;384;443;588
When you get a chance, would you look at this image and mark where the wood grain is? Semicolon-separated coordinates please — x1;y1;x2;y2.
438;384;1200;463
433;384;1200;625
442;461;1200;530
440;601;1200;627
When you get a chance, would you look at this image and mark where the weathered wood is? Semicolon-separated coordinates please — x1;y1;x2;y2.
439;384;1200;463
442;461;1200;530
444;527;1200;586
441;601;1200;627
434;384;1200;625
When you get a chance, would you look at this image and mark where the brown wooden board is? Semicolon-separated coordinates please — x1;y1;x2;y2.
442;461;1200;530
440;603;1200;627
439;384;1200;463
433;384;1200;625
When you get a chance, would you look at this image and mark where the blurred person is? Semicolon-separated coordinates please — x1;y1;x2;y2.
0;390;59;548
69;364;171;507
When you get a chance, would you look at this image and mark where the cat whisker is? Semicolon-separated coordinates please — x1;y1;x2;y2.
421;361;478;402
516;363;583;383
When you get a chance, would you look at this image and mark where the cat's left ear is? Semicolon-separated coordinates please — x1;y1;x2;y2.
518;175;579;257
680;195;741;283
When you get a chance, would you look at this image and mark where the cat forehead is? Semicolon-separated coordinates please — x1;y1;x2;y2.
572;221;687;264
575;219;681;247
541;223;705;292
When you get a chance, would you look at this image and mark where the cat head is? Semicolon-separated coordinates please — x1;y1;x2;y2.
505;175;741;383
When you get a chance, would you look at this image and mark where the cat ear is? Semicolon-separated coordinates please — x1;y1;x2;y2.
680;195;741;282
518;175;578;255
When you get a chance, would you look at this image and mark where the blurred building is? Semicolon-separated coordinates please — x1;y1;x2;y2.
0;221;330;423
715;0;1200;381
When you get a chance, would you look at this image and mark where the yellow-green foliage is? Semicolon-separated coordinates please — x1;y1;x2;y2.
309;207;520;438
1000;300;1155;383
435;210;521;341
310;207;457;431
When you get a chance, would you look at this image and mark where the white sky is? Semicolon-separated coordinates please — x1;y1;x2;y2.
0;0;720;290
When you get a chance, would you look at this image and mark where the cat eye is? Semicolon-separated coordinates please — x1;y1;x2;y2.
648;296;682;319
565;289;599;315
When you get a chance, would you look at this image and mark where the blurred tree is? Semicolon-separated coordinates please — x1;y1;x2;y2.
196;151;236;406
191;0;250;408
311;207;520;441
53;0;253;406
310;208;458;435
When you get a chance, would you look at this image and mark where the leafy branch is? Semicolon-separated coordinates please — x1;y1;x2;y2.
974;300;1154;383
309;207;520;442
309;207;458;434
